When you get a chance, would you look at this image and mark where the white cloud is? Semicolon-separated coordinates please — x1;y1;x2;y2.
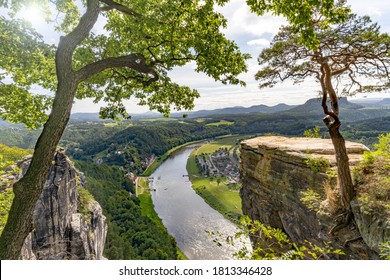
247;38;270;47
348;0;390;31
216;0;286;37
349;0;388;16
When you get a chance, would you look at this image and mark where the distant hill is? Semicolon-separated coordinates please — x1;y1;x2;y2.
350;98;390;109
286;98;363;115
70;111;163;122
70;112;102;121
69;103;295;121
172;103;295;118
368;98;390;108
0;118;25;128
285;97;390;123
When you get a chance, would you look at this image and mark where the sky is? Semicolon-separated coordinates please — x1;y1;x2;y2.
10;0;390;114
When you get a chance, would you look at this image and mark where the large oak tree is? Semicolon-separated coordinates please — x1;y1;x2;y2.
0;0;252;259
255;12;390;214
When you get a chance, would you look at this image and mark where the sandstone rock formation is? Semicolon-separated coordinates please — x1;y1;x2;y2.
240;136;381;259
351;200;390;253
16;149;107;260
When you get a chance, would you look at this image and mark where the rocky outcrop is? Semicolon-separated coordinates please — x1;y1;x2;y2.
350;200;390;252
240;136;381;259
16;149;107;260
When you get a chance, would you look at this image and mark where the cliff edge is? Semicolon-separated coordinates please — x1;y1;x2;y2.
240;136;385;259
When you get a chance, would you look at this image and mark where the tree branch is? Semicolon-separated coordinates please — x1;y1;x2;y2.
319;65;339;125
99;0;141;17
76;54;159;85
321;62;339;116
331;65;350;76
57;0;100;78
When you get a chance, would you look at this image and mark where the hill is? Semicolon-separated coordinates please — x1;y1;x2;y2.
286;97;363;114
172;103;294;118
69;103;295;122
285;98;390;123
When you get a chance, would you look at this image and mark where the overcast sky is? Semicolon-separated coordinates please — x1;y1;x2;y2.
12;0;390;114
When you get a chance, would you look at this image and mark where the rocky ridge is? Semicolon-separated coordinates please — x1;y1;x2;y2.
6;149;108;259
240;136;384;259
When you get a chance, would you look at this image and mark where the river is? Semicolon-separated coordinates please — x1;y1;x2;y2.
150;144;251;260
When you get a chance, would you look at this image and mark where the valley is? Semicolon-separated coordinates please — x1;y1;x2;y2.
1;97;390;260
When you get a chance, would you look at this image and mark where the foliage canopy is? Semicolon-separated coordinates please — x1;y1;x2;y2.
0;0;250;127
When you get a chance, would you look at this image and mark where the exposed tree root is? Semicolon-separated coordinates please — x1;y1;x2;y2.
329;210;352;235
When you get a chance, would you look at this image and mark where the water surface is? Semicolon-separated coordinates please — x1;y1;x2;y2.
150;145;250;260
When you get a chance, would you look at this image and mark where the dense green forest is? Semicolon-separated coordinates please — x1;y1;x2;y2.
75;161;178;259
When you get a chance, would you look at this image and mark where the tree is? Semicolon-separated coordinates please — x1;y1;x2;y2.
254;12;390;213
246;0;350;49
0;0;250;259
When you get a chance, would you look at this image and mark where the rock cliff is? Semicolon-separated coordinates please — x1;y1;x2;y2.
14;149;107;260
240;136;382;259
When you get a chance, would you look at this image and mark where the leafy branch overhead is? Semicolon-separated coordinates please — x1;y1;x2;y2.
256;14;390;97
0;0;250;125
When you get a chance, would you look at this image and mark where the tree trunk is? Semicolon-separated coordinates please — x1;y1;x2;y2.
0;81;77;259
320;63;354;212
327;122;354;210
0;0;100;259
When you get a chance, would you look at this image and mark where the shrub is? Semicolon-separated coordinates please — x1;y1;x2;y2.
234;216;344;260
379;241;390;260
0;189;14;235
303;126;321;138
300;189;322;212
354;133;390;216
305;156;330;174
78;187;95;221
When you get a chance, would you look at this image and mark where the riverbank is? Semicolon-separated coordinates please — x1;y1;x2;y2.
142;139;208;177
136;176;188;260
186;135;246;224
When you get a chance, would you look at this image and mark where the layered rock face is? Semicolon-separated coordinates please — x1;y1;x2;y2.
351;200;390;253
17;150;107;260
240;136;381;259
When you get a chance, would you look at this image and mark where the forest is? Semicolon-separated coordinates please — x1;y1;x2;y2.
0;0;390;265
74;161;178;260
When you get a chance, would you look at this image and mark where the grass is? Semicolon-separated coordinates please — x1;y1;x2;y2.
137;177;188;260
137;177;149;195
138;194;162;227
190;176;243;223
139;118;179;122
206;120;235;126
195;118;208;123
142;139;206;176
0;188;14;236
103;122;118;127
192;135;240;155
186;136;245;224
